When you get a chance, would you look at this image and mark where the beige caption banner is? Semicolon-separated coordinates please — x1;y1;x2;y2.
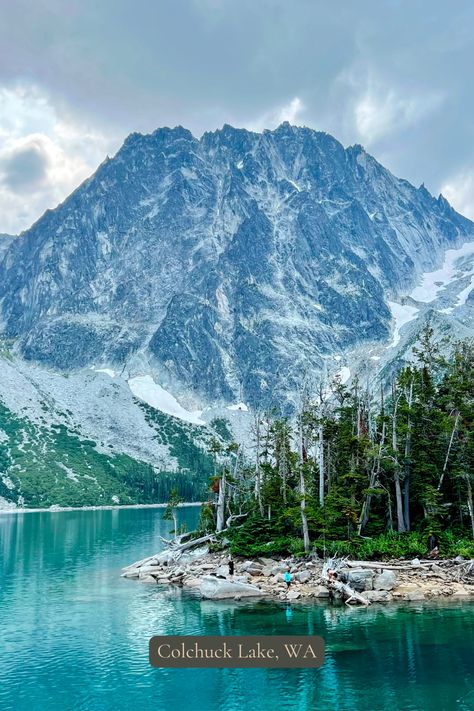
149;635;325;668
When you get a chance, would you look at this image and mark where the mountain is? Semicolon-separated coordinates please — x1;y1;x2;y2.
1;122;473;508
0;233;15;262
1;123;472;411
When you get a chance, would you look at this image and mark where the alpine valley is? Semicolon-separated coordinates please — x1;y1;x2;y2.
1;122;473;508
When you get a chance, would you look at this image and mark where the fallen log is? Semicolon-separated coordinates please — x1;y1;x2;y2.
122;533;216;571
321;558;370;606
326;579;371;606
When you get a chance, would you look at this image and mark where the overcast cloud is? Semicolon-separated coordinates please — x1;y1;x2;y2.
0;0;473;233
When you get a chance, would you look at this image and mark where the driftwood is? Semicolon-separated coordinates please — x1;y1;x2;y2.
122;533;217;572
345;559;474;577
321;558;371;606
345;560;432;571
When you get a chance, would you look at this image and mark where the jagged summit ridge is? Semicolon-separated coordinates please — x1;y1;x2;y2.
0;123;472;408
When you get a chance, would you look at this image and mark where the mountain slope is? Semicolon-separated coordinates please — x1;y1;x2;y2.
1;123;472;411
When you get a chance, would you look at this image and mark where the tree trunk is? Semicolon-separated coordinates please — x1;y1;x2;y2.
254;415;264;516
216;470;226;533
403;379;414;531
318;422;324;506
465;474;474;539
358;420;386;535
437;412;460;491
300;467;310;553
298;416;310;552
392;383;406;533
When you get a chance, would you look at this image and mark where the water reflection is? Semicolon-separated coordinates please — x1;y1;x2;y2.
0;508;473;711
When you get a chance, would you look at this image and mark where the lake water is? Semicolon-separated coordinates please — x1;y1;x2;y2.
0;507;473;711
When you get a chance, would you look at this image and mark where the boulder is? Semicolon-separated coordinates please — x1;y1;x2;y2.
374;570;397;591
240;560;263;573
199;575;267;600
138;565;162;575
180;546;210;564
121;569;140;579
404;590;425;601
287;590;300;600
248;568;264;577
394;584;419;595
257;557;277;566
295;570;312;584
313;585;330;598
347;569;374;592
214;565;229;578
364;590;393;603
139;574;157;583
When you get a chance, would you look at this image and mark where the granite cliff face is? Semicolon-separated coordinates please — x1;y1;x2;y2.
0;123;472;409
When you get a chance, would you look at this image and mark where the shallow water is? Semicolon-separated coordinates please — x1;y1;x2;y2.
0;507;473;711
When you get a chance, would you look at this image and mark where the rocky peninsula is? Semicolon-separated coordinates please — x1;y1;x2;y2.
122;538;474;604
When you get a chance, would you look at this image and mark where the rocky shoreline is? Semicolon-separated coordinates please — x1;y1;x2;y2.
0;501;201;515
122;545;474;604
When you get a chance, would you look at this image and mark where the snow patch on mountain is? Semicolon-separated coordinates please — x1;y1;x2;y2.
337;366;351;384
91;366;117;378
410;241;474;303
128;375;205;425
388;301;420;347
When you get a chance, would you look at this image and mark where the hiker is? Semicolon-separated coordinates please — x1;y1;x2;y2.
228;557;235;576
328;569;338;582
284;570;292;589
427;531;439;558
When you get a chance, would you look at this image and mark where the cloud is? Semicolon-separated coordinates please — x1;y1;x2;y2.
244;96;305;133
351;79;445;147
0;84;115;233
0;1;473;232
440;172;474;220
2;140;49;191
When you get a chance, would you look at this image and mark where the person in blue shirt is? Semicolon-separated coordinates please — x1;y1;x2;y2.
284;570;292;589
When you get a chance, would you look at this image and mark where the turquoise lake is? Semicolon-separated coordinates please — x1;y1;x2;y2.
0;506;473;711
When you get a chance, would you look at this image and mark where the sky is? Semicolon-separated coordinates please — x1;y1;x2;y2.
0;0;473;234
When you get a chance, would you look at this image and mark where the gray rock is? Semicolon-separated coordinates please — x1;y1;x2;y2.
313;585;330;598
270;564;288;576
295;570;312;584
404;590;425;601
347;569;374;592
411;558;421;567
374;570;397;591
240;560;263;573
214;565;229;578
287;590;300;600
364;590;393;603
257;558;277;566
138;574;157;583
199;575;267;600
121;569;139;579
